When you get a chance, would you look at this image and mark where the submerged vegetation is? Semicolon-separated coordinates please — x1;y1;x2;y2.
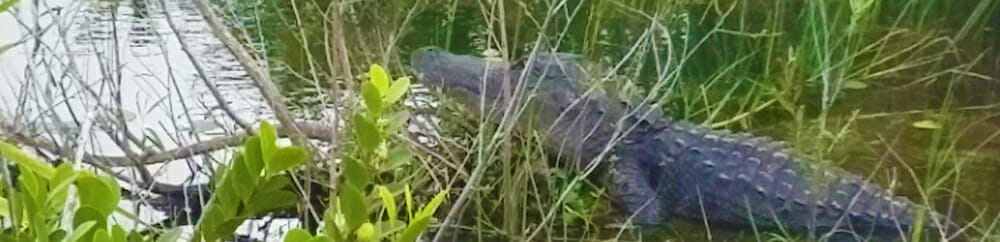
0;0;998;241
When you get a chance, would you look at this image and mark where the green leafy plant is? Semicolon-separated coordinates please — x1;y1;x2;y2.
553;171;600;226
0;0;19;14
192;121;308;241
284;64;447;242
1;121;309;242
0;141;150;242
0;65;440;241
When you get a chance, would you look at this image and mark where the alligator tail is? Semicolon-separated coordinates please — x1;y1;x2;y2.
623;119;949;241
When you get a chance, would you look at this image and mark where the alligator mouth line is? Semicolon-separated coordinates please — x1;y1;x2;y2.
414;70;483;97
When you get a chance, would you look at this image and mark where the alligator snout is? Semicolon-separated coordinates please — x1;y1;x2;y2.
411;46;513;104
409;46;447;74
410;46;458;90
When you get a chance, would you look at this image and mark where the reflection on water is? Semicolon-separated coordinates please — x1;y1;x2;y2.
61;0;270;138
0;0;279;235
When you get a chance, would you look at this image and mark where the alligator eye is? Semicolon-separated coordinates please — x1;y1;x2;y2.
510;59;525;70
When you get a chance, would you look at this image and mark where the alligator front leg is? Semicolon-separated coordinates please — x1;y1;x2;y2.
604;155;664;226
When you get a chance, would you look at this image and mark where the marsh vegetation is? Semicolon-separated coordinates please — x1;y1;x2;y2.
1;0;998;241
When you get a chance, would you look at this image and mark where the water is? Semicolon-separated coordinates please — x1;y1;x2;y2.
0;0;281;236
2;0;272;165
2;0;998;240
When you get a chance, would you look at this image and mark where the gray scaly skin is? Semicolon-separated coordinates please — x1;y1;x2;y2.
411;46;947;241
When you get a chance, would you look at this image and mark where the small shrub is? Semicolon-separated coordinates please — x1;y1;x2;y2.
283;64;447;242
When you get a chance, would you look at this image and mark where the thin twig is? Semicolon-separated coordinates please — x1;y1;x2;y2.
191;0;307;146
157;0;253;132
0;118;334;167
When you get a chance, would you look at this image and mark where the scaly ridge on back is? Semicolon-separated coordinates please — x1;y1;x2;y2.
621;117;925;240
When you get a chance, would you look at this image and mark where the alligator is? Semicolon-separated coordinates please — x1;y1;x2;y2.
411;46;952;241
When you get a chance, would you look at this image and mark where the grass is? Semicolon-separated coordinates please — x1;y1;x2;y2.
225;0;999;240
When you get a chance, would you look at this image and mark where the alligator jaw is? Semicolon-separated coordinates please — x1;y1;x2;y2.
410;46;621;160
411;46;510;108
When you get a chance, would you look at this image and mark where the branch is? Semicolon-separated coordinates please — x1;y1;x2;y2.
157;0;253;132
191;0;307;146
0;118;334;167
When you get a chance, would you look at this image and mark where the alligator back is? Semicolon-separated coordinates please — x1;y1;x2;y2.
619;118;931;240
412;46;949;241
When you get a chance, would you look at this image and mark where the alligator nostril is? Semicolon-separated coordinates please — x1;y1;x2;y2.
424;46;449;55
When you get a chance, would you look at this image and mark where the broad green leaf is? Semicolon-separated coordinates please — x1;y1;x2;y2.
229;154;255;202
246;190;298;215
386;110;410;134
342;157;370;190
383;77;410;105
353;115;381;151
258;176;292;193
111;225;127;242
210;164;228;188
214;176;240;212
72;206;107;230
284;229;314;242
843;80;869;90
385;147;412;171
49;230;67;242
260;121;278;160
362;82;383;116
0;0;21;14
156;227;185;242
75;173;118;215
308;235;332;242
369;64;390;94
223;179;244;213
18;169;45;226
912;120;942;130
199;216;245;242
0;140;55;179
93;229;112;242
216;219;246;241
398;216;431;242
416;189;448;218
356;222;376;242
197;208;226;241
376;186;397;232
101;175;122;209
265;146;308;176
243;136;265;181
323;207;346;242
399;190;448;242
45;163;78;211
339;184;368;230
18;166;41;199
65;221;96;242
